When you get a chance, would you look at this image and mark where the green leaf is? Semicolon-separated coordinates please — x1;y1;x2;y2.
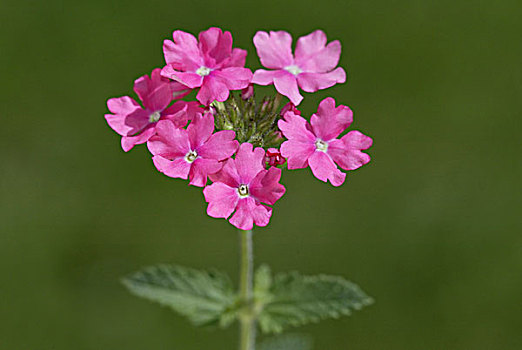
256;268;373;333
122;265;238;327
259;334;313;350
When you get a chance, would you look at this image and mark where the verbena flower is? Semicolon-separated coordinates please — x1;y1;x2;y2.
203;143;286;230
148;113;239;187
105;27;373;231
252;30;346;106
162;27;253;106
278;97;372;186
105;68;201;151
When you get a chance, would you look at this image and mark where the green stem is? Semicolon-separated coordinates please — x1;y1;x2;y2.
239;229;255;350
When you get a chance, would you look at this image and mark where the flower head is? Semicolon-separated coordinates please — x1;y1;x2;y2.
278;97;372;186
161;27;253;106
203;143;286;230
148;113;239;187
105;28;374;231
252;30;346;106
105;68;201;151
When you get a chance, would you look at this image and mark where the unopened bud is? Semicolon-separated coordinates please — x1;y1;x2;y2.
280;102;301;117
241;84;254;100
260;97;272;114
265;148;286;167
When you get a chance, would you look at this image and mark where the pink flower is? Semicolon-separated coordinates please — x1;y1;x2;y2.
147;113;239;187
278;97;372;186
203;143;286;230
161;27;253;106
252;30;346;106
265;148;285;167
105;68;201;152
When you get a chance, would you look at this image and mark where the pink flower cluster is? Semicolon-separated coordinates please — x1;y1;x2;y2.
105;27;372;230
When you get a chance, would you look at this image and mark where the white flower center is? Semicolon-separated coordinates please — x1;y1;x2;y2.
315;139;328;152
185;150;198;163
284;65;302;76
149;111;161;123
238;184;249;198
196;66;212;76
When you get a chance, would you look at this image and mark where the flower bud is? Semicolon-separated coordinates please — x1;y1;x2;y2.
265;148;286;167
241;84;254;100
280;102;301;116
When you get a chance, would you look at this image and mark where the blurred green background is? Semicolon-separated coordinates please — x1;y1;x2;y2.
1;0;521;349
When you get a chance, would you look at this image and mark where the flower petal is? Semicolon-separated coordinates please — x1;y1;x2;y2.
163;31;202;71
209;158;240;188
161;66;204;89
107;96;141;115
152;156;191;180
234;143;266;184
328;131;372;171
273;73;303;106
147;120;190;157
189;158;222;187
187;113;214;149
121;127;156;152
222;48;247;67
250;167;286;205
308;151;346;186
198;130;239;160
253;31;294;69
295;31;341;73
229;197;272;230
278;111;316;169
296;68;346;93
212;67;253;90
294;30;327;61
203;182;239;218
133;68;173;111
252;69;280;85
278;111;315;143
170;81;191;99
161;101;190;129
251;203;272;228
198;27;233;65
105;96;148;136
197;76;230;105
279;140;315;169
310;97;353;141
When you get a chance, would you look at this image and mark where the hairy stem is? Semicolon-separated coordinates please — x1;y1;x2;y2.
239;229;255;350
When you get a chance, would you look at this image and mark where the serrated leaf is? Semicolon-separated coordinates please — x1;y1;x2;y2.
257;270;373;333
259;334;313;350
122;265;238;327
